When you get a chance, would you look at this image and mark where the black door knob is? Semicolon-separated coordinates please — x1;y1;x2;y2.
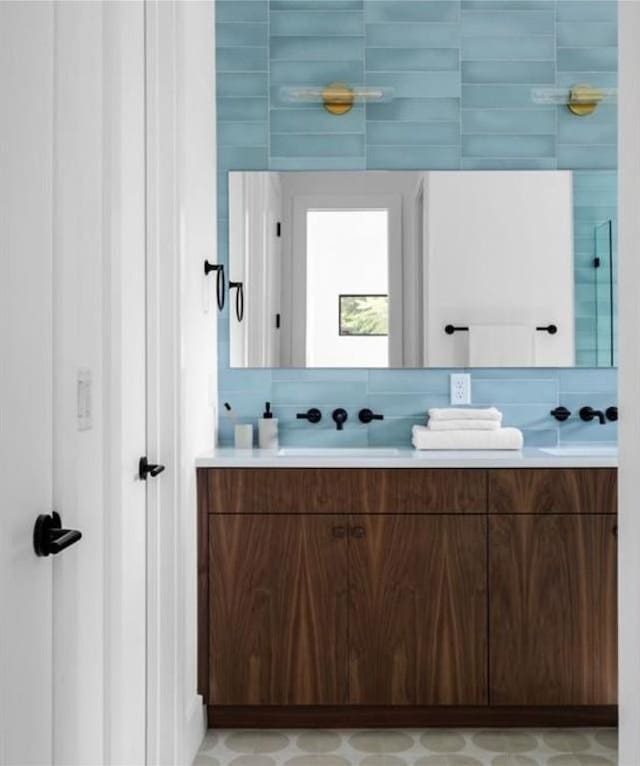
139;456;166;480
33;511;82;557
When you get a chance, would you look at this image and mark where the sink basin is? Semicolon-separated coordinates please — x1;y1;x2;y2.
277;447;402;457
540;446;617;457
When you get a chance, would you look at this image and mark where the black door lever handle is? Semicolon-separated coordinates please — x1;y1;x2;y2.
139;456;166;480
33;511;82;557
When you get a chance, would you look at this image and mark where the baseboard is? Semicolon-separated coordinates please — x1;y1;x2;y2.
208;705;618;729
185;695;207;763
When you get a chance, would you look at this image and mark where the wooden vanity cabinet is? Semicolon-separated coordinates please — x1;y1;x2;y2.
487;469;618;707
198;466;617;727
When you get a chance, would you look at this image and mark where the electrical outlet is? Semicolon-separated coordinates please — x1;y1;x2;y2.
450;373;471;405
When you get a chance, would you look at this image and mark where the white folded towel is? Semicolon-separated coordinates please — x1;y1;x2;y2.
428;419;500;431
412;425;523;451
428;407;502;422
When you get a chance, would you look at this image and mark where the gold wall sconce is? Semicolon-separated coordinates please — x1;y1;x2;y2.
279;82;394;115
531;84;617;116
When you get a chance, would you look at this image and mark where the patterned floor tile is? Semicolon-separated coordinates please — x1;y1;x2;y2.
194;728;618;766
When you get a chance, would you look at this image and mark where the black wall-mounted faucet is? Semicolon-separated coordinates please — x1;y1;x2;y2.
332;408;348;431
579;406;606;425
359;408;384;424
296;408;322;424
550;406;571;422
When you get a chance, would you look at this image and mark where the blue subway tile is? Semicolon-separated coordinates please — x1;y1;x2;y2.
270;36;363;61
218;146;268;170
368;121;460;146
368;418;421;447
270;11;363;36
472;378;558;404
461;35;555;61
557;21;617;47
217;73;268;99
462;134;555;158
462;61;555;84
216;47;268;72
271;0;364;9
272;380;368;405
366;98;459;122
270;61;363;88
271;133;364;157
216;22;268;47
365;1;460;23
271;107;365;133
461;157;556;169
367;145;460;170
218;122;268;147
461;11;555;37
462;84;540;108
270;156;366;170
367;370;451;394
217;1;268;23
366;47;460;72
366;22;460;48
557;47;617;73
217;98;268;122
557;145;617;170
462;108;555;135
366;71;460;99
557;1;617;23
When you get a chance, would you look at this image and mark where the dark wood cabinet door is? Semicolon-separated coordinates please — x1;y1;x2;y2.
489;469;617;514
490;515;617;705
349;514;488;705
210;514;348;705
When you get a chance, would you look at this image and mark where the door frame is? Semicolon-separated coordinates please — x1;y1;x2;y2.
144;1;215;763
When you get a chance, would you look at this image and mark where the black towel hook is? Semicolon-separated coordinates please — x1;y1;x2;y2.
229;281;244;322
204;260;225;311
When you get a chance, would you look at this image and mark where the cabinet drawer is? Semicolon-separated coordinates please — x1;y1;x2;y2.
488;469;617;514
204;468;487;514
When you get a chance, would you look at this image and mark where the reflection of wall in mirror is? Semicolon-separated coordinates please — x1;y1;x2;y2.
424;171;575;368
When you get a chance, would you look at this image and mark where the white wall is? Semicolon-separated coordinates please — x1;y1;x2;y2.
424;171;575;367
618;2;640;763
176;0;217;758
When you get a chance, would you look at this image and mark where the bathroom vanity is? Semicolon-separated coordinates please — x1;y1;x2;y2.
196;450;617;728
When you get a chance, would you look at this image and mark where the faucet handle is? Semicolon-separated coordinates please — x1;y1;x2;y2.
296;408;322;424
332;408;348;431
550;406;571;422
359;408;384;424
579;406;606;425
605;406;618;422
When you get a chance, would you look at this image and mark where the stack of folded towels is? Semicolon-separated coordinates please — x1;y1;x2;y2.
412;407;524;451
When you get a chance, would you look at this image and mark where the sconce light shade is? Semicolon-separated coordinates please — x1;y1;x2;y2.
531;83;617;116
279;82;394;115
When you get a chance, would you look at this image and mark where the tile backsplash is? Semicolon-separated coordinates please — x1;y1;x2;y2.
216;0;618;448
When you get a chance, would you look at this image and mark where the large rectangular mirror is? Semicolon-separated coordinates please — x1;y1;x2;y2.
228;170;616;369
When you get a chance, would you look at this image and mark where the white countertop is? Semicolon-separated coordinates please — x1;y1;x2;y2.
196;445;617;469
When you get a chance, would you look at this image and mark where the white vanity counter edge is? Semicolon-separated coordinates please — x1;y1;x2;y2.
196;446;617;469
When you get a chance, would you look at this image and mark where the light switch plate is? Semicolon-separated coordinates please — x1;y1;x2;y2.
450;373;471;405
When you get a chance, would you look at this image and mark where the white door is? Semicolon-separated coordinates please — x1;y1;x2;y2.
1;3;147;765
0;3;55;764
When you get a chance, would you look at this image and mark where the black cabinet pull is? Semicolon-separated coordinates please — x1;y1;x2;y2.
229;281;244;322
139;456;166;480
33;511;82;557
204;260;225;311
536;324;558;334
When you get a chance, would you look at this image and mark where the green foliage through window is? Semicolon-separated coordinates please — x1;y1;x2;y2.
339;295;389;336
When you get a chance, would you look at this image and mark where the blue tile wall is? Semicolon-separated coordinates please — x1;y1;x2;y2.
216;0;617;448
